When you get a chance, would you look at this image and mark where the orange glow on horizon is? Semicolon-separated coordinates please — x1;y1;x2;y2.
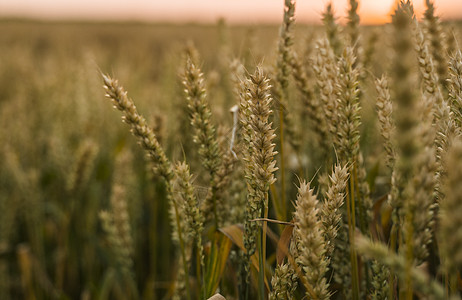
0;0;461;25
360;14;391;25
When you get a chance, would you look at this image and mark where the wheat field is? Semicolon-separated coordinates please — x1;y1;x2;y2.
1;0;462;299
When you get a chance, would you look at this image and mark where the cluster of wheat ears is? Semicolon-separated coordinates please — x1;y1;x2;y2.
98;0;462;298
1;0;462;299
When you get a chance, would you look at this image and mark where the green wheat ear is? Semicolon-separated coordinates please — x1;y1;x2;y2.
181;55;224;227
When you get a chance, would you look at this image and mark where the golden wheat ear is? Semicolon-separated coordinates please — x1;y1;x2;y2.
439;138;462;295
293;180;330;299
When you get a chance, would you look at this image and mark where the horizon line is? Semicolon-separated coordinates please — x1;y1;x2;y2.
2;14;462;26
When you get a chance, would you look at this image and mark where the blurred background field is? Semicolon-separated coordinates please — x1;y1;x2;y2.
0;15;461;299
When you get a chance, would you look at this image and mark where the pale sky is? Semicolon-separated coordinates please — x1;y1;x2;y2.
1;0;461;25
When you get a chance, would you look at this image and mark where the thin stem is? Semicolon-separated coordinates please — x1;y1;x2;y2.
279;107;287;221
261;192;269;299
270;184;284;233
389;222;398;299
355;167;367;234
258;232;265;300
405;208;414;300
348;164;360;300
172;199;192;300
196;249;201;299
211;187;219;230
251;218;293;226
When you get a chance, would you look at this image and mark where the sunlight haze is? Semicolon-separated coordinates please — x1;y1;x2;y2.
1;0;462;24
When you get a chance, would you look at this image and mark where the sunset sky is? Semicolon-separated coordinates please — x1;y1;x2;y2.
1;0;462;25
